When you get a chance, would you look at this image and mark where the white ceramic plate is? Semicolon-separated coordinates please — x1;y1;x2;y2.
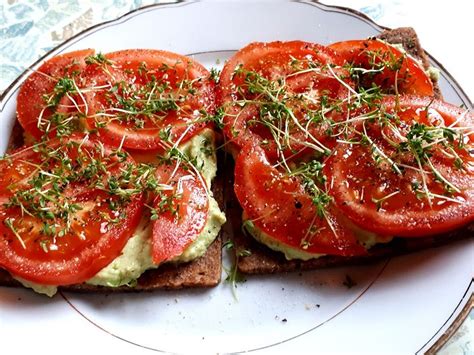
0;2;472;354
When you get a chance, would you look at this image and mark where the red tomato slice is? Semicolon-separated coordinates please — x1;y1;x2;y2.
0;134;144;285
218;41;345;104
234;143;366;256
325;96;474;237
218;41;349;159
16;49;95;140
83;49;215;150
151;161;209;264
329;39;434;96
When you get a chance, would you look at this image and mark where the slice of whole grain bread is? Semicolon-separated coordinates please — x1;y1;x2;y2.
233;27;472;274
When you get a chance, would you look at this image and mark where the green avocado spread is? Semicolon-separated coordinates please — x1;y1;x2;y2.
15;129;226;296
242;212;393;261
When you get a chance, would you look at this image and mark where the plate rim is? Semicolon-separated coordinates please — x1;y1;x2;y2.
0;0;472;352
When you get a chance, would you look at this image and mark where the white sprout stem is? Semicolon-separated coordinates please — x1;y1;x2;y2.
272;147;308;171
301;213;320;247
427;192;463;204
397;163;431;175
39;171;61;179
376;190;400;203
169;160;183;186
394;70;399;97
336;139;360;145
286;67;323;78
331;112;378;127
146;81;158;107
37;106;48;129
162;125;210;197
448;109;469;128
271;134;292;173
426;158;461;193
72;78;89;115
117;134;126;152
283;106;329;153
414;154;433;208
25;67;55;80
323;211;339;241
6;220;27;249
248;208;281;224
77;133;90;150
65;92;81;113
260;119;328;152
300;93;320;106
79;84;113;93
326;65;360;98
351;67;384;74
362;123;402;175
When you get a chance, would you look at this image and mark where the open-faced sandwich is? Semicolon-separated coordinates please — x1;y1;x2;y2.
216;28;473;274
0;49;226;296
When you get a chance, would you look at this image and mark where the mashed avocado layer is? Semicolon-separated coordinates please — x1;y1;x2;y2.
15;129;226;296
242;217;325;261
242;212;392;261
87;195;225;287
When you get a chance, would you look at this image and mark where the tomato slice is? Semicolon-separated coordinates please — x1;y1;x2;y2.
325;96;474;237
151;161;209;264
0;134;144;285
218;41;349;159
16;49;95;140
329;39;434;96
234;143;366;256
83;49;215;150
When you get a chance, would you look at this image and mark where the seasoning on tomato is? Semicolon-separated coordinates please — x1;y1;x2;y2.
151;160;209;264
83;49;215;150
16;49;95;140
0;134;144;285
324;96;474;236
329;39;434;96
218;41;351;160
234;143;366;256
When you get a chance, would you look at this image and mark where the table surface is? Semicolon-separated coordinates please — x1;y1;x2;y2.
0;1;472;354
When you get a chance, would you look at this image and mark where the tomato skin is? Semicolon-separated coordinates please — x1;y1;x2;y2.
0;135;144;285
329;40;434;96
16;49;95;140
390;96;474;139
217;41;345;105
0;193;144;285
151;162;209;264
217;41;347;159
84;49;215;151
234;143;366;256
325;96;474;237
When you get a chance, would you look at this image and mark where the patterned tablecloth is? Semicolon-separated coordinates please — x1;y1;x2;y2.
0;1;472;354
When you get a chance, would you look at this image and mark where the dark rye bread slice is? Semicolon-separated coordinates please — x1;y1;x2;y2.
233;27;473;274
0;125;224;292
